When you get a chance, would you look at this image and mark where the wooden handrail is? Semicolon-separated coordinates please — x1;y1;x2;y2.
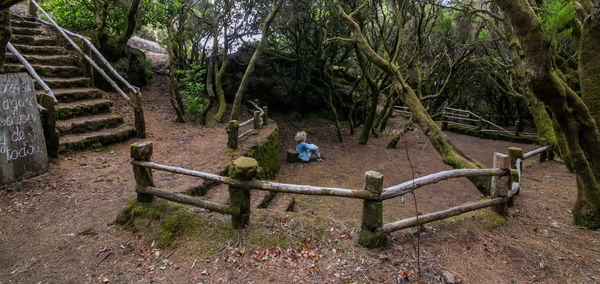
6;42;57;102
381;168;507;200
379;197;508;233
137;186;231;214
132;161;379;200
30;1;137;106
523;145;551;159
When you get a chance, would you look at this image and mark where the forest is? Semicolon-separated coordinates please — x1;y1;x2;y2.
1;0;600;282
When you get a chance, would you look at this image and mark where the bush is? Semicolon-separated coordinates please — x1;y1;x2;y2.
176;65;208;120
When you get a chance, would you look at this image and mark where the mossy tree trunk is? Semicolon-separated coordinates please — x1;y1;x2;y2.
494;0;600;228
114;0;142;58
198;26;218;125
213;48;228;122
334;1;490;194
228;0;282;121
93;0;110;56
356;47;379;145
580;3;600;128
165;5;188;123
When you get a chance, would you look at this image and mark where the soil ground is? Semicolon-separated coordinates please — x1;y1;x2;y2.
1;71;599;282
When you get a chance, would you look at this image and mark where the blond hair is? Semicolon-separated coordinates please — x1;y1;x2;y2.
295;131;307;144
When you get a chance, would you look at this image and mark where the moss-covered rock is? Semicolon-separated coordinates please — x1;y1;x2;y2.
247;125;280;180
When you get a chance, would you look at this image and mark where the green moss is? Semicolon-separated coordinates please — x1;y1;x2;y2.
439;207;506;232
116;198;335;257
247;126;280;180
115;197;165;230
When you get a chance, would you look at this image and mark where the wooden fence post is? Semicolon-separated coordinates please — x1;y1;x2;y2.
131;142;155;203
262;106;268;125
228;157;257;229
359;171;386;248
491;152;510;216
82;44;95;87
253;111;261;130
508;147;523;196
39;94;59;158
226;120;239;149
514;120;520;136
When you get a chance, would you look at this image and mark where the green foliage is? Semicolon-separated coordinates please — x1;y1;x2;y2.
40;0;95;32
538;0;575;39
176;65;207;119
40;0;167;38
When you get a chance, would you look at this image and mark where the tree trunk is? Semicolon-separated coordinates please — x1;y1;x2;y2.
334;1;490;194
580;3;600;128
494;0;600;228
93;0;110;56
115;0;142;57
166;27;185;122
213;56;228;122
229;0;282;121
356;48;378;145
199;27;218;125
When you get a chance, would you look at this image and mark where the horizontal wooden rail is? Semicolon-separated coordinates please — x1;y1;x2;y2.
136;186;231;214
238;129;254;139
132;161;379;200
6;42;57;102
523;145;551;159
443;114;480;123
443;107;509;132
381;168;507;200
379;197;508;233
239;119;254;127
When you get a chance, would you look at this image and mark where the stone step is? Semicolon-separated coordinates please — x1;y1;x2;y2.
251;190;276;209
35;77;90;89
6;53;77;66
10;26;48;36
2;63;81;77
11;35;58;46
41;88;102;103
56;99;112;119
56;113;124;135
266;193;295;212
10;18;42;28
10;44;70;55
59;124;135;152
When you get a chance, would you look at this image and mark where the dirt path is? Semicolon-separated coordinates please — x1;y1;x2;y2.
1;74;598;283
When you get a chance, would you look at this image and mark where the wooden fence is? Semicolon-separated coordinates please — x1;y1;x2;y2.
130;140;553;248
226;102;267;150
441;107;536;137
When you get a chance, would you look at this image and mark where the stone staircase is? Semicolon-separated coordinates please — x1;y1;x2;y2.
2;14;135;152
190;180;295;213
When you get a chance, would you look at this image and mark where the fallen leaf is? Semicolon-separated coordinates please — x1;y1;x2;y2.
102;277;109;283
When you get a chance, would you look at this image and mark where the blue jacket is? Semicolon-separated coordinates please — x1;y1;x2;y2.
296;141;318;162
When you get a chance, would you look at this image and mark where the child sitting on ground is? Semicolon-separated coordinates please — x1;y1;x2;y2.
295;131;325;162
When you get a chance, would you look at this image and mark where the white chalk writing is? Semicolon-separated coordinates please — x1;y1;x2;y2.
0;140;41;161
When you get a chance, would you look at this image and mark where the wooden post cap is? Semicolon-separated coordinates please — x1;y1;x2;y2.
131;141;153;160
229;157;259;180
364;171;384;194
